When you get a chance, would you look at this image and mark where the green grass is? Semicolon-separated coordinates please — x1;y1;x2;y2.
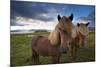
11;31;95;66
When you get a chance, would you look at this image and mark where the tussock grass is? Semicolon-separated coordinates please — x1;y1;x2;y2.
11;32;95;66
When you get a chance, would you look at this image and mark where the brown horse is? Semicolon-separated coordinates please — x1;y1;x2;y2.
31;14;74;64
76;22;89;47
59;22;90;60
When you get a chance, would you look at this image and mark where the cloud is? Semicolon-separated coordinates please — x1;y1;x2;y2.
11;19;25;26
11;19;58;31
11;1;95;32
11;19;31;26
79;11;95;27
11;1;58;22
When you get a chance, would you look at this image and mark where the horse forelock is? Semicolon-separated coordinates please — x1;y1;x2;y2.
71;24;89;39
48;16;74;46
77;26;89;36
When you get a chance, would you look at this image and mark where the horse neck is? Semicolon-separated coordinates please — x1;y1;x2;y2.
78;31;86;41
77;28;86;38
73;30;86;46
48;29;61;46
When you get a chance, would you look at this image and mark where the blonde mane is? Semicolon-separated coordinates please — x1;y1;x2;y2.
48;14;74;45
71;26;77;38
76;23;89;36
76;26;89;36
71;23;89;39
48;24;60;45
48;23;75;45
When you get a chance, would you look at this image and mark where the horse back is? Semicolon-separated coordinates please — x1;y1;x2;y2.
31;35;60;56
31;36;42;47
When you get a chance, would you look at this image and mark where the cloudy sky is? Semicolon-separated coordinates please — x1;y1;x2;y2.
11;1;95;31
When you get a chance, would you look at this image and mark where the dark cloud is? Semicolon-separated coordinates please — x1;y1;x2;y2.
80;11;95;27
11;19;26;26
11;1;55;22
11;1;95;27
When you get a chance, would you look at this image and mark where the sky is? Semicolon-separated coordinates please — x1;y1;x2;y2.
11;1;95;31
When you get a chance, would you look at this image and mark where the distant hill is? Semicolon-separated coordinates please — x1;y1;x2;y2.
34;30;48;32
11;29;52;34
88;27;95;31
11;27;95;34
29;29;52;32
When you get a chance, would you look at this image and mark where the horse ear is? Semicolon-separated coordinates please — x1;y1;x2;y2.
69;13;73;21
77;23;80;27
57;15;61;21
86;22;90;26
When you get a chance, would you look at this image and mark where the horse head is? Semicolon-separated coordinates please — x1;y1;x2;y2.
57;13;74;35
56;14;74;53
48;14;74;47
76;22;90;47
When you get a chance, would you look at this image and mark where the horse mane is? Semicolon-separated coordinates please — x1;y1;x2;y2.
48;24;61;45
71;26;77;38
48;23;89;46
76;24;89;36
71;23;89;39
48;14;75;45
48;22;76;45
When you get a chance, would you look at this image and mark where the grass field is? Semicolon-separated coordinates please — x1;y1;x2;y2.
11;31;95;66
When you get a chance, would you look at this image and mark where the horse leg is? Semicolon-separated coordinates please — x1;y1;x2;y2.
32;50;40;65
52;55;60;64
32;51;37;64
69;45;78;61
72;45;78;60
68;45;76;61
68;45;73;58
36;54;40;64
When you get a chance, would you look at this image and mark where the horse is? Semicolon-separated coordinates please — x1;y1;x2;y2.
58;22;90;60
31;14;74;64
76;22;89;47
